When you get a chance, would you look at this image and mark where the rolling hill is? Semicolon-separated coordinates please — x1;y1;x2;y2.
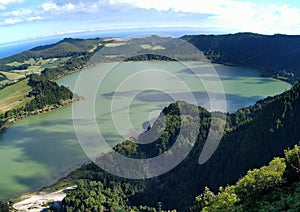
57;79;300;211
182;33;300;83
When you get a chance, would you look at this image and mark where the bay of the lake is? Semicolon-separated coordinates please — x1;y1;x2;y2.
0;61;291;199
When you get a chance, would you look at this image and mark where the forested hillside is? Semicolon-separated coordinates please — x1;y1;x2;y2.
2;34;300;85
2;34;300;211
182;33;300;83
191;144;300;211
0;38;97;129
0;38;103;88
0;74;74;130
52;79;300;212
0;38;101;66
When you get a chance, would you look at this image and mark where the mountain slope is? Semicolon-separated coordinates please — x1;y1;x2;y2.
126;81;300;211
182;33;300;83
0;38;101;64
3;34;300;211
191;144;300;211
59;80;300;211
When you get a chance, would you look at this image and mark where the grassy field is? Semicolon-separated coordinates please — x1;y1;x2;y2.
0;71;25;81
140;44;165;50
6;58;36;67
0;78;33;113
104;42;128;47
1;57;71;84
88;44;101;53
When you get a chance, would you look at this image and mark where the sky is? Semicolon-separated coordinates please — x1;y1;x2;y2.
1;0;300;44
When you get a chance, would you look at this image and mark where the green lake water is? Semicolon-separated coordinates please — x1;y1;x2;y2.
0;61;291;199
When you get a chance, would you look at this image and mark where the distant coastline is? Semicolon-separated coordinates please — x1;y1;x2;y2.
0;27;223;59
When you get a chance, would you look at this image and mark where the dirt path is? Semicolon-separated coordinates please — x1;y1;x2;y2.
12;186;76;212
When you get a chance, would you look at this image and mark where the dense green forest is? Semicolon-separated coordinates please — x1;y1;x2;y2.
0;74;73;129
124;54;177;62
26;74;73;110
2;34;300;211
182;33;300;84
0;38;95;129
191;144;300;211
47;144;300;212
0;35;206;74
41;79;300;211
41;54;91;80
2;33;300;84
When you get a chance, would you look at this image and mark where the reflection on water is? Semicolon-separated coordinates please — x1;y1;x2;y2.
0;61;291;199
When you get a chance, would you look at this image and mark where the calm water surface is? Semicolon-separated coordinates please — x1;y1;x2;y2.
0;61;291;199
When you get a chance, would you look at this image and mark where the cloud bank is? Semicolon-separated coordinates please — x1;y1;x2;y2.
1;0;300;44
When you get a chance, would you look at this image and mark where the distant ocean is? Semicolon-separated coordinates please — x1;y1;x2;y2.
0;28;223;59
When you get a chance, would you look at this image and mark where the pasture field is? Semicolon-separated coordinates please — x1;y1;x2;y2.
0;78;33;113
0;71;25;81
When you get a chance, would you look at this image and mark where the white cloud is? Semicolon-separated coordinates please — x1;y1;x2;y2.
0;7;44;26
41;2;77;12
0;17;22;25
109;0;242;13
0;1;101;27
2;8;33;17
65;3;75;10
27;16;43;21
41;2;60;11
109;0;300;35
1;0;300;40
209;3;300;34
41;1;96;13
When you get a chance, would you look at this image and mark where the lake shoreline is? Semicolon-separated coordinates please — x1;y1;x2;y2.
0;61;293;202
12;185;77;212
0;94;83;134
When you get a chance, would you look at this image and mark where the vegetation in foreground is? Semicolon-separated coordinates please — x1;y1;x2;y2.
191;145;300;211
36;79;300;211
38;144;300;212
2;34;300;211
